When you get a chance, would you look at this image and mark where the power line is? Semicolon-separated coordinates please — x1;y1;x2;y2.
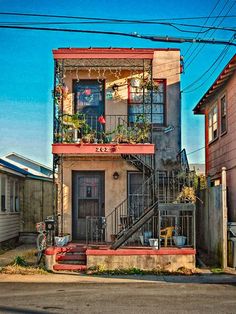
182;33;234;92
0;24;235;46
184;0;236;69
0;20;235;33
0;11;235;21
184;0;221;58
187;146;205;155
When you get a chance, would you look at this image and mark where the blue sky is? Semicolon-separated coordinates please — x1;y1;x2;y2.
0;0;235;167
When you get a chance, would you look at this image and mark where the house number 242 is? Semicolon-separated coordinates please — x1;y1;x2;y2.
96;147;110;152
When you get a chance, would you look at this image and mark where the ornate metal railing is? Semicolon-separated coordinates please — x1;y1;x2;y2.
54;113;153;144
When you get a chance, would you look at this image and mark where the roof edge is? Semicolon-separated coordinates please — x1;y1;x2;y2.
193;54;236;114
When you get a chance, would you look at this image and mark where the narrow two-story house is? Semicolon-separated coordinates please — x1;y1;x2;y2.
52;47;193;247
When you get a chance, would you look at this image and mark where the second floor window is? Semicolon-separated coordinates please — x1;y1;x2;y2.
208;104;218;143
73;80;104;116
128;79;166;125
221;95;227;134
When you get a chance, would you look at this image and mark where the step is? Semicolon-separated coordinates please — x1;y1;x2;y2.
53;264;87;271
56;254;86;262
65;246;87;253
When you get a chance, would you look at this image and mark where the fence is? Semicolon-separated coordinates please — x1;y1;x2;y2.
196;185;223;265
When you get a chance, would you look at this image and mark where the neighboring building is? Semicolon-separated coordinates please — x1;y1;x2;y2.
3;152;53;178
0;159;26;245
189;163;205;176
193;54;236;221
0;154;53;245
52;48;194;249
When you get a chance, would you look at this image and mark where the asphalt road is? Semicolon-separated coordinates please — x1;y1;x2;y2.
0;280;235;314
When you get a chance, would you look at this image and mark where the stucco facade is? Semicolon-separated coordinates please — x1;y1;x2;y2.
53;48;182;240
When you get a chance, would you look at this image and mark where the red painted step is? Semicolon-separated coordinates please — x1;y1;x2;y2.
56;254;86;262
53;264;87;271
65;247;87;253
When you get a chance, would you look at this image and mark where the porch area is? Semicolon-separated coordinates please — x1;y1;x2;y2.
45;201;196;272
45;243;196;272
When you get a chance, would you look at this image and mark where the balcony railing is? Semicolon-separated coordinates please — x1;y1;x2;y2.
54;113;153;144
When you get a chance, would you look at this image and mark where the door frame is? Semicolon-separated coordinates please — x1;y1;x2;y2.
72;170;105;241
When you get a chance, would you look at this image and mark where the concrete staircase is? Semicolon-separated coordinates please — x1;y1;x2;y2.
53;244;87;272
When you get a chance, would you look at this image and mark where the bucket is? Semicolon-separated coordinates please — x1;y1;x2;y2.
149;238;159;249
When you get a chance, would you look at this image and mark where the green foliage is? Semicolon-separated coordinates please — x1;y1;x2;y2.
13;256;28;267
87;266;197;276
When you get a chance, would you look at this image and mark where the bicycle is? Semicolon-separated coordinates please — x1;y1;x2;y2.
36;222;47;264
36;215;57;264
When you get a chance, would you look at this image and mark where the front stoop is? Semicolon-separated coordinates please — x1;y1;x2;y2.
45;244;87;272
45;245;196;273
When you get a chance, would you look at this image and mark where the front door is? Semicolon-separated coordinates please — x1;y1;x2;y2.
72;171;105;240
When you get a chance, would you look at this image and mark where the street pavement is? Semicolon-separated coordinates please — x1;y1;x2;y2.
0;273;236;313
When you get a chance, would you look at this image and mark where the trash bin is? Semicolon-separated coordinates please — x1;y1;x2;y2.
227;222;236;268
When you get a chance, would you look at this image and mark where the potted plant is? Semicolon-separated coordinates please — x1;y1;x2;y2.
176;186;196;203
133;114;150;143
172;227;187;247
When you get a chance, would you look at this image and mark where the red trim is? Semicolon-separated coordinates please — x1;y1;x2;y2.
52;143;155;155
193;54;236;114
56;254;86;262
205;113;209;176
53;48;180;60
86;248;196;256
53;264;87;271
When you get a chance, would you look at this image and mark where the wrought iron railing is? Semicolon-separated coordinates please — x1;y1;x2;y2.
116;204;195;248
55;113;153;144
104;170;195;247
86;216;106;245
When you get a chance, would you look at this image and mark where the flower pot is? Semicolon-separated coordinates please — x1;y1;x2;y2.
54;236;67;247
173;236;187;247
149;238;159;249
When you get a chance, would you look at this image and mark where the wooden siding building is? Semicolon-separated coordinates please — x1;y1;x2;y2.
193;54;236;221
0;156;53;246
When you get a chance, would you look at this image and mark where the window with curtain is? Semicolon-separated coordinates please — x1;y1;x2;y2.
128;79;166;125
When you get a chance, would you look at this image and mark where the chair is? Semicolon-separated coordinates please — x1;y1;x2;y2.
160;226;174;247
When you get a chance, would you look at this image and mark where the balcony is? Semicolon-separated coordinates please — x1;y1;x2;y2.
52;113;155;155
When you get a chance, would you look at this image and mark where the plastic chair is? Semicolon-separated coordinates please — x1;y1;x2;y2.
160;226;174;247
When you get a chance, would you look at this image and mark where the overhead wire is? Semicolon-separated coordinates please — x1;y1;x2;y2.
0;20;235;33
184;0;222;58
185;0;235;69
0;11;235;21
182;33;234;93
0;24;235;46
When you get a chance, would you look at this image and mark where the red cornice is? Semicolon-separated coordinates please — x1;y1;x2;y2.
53;47;179;60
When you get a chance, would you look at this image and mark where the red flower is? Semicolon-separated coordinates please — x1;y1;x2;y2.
98;115;106;124
84;88;91;96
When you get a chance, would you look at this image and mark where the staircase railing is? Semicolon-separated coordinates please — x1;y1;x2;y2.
106;173;156;243
106;170;195;245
